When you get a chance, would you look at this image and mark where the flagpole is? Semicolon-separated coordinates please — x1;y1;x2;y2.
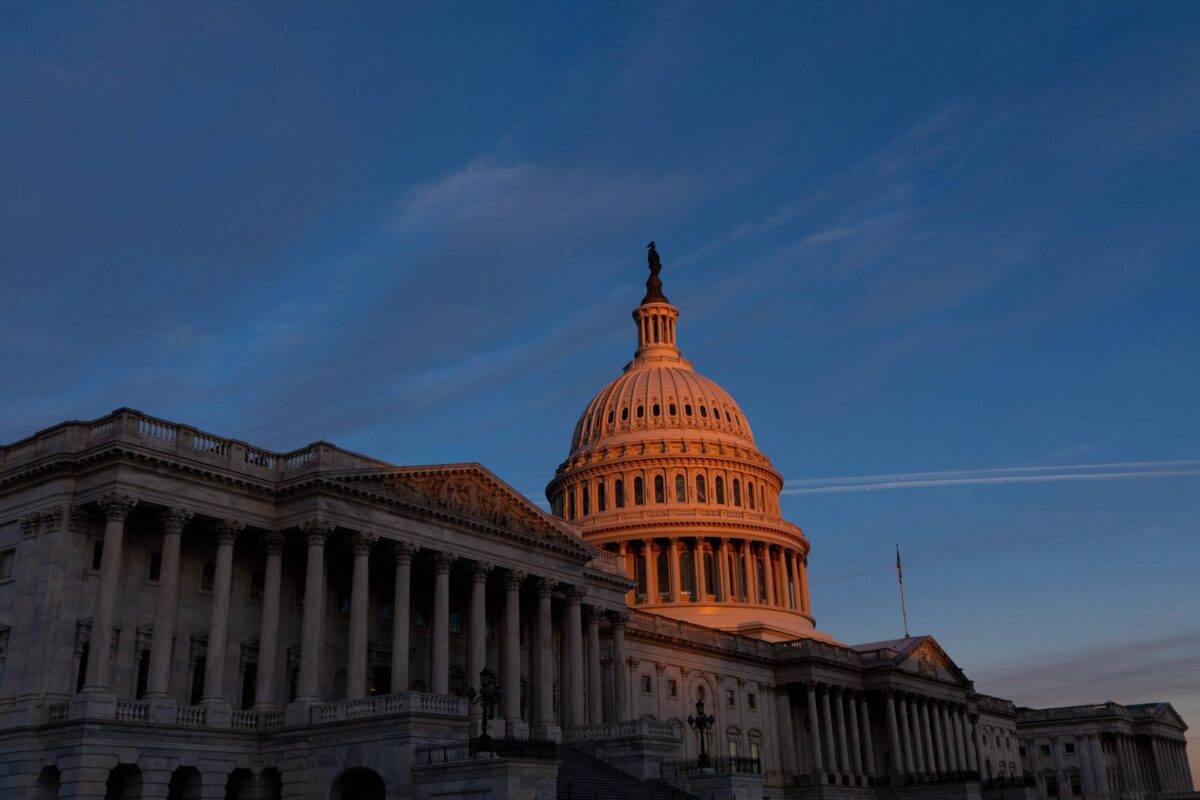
896;544;910;639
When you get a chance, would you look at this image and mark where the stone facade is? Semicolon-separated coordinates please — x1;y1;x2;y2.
0;253;1193;799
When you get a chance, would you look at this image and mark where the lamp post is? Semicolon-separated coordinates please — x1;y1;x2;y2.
688;697;717;769
466;668;501;751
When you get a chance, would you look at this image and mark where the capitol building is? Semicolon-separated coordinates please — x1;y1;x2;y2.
0;248;1192;800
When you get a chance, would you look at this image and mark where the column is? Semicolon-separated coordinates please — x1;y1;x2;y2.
962;709;977;772
83;493;136;692
252;531;284;710
533;577;557;738
202;519;243;706
390;541;416;693
609;611;629;722
806;682;825;777
566;586;586;728
847;690;863;777
835;687;850;774
940;703;957;770
742;541;759;603
928;700;946;773
859;692;876;778
467;561;490;723
799;554;812;613
695;539;709;600
920;699;937;774
908;696;926;773
644;539;659;602
897;693;916;774
776;687;796;773
504;570;526;737
971;715;984;777
429;551;455;695
668;538;682;601
951;706;966;772
1084;733;1104;794
585;606;602;724
618;542;633;605
1180;740;1194;789
295;519;331;703
887;691;907;776
774;549;787;607
346;532;375;700
763;546;777;606
146;507;192;698
719;539;733;601
821;685;838;776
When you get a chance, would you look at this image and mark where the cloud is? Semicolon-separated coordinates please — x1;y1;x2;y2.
782;460;1200;495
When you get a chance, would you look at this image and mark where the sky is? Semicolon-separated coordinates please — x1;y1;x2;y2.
3;0;1199;772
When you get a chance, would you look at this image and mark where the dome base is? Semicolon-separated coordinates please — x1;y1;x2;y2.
634;602;838;643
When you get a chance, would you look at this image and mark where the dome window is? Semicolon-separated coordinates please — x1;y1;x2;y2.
695;475;707;503
654;475;665;503
621;407;629;421
747;483;755;510
582;485;591;516
597;481;607;512
615;479;625;508
636;405;644;419
634;477;645;505
714;408;721;420
607;410;615;425
669;403;677;416
675;474;686;503
715;476;725;504
567;491;577;521
700;406;708;418
684;404;693;417
733;478;742;507
652;403;660;417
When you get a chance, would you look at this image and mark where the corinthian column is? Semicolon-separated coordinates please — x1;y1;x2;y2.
859;692;876;778
146;507;192;698
429;551;455;696
467;561;491;723
566;586;587;728
897;693;916;774
763;546;778;606
252;531;285;710
202;519;243;707
585;606;603;724
295;519;331;704
533;577;558;740
643;539;659;602
742;541;758;604
668;538;682;601
719;538;733;601
390;541;417;693
610;611;629;722
346;531;376;700
84;493;136;693
504;570;527;737
806;682;825;777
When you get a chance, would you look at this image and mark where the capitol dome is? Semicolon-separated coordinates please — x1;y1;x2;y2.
547;244;831;642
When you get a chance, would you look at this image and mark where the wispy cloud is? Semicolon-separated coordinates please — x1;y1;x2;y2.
783;460;1200;495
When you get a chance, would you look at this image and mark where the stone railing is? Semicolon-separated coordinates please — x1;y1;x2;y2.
311;691;468;724
586;549;627;578
776;637;867;666
625;609;776;659
565;719;681;743
1016;702;1120;723
115;701;149;723
175;705;207;727
261;711;285;729
47;704;68;723
231;711;258;731
0;408;392;479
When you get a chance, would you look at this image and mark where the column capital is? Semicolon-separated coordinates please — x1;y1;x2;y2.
214;519;245;546
565;585;588;604
607;610;630;628
469;560;493;581
40;504;64;533
99;492;137;521
262;530;286;556
391;539;418;565
300;518;333;545
162;506;194;533
584;605;605;626
20;513;40;539
505;569;528;590
348;531;378;555
430;550;456;573
535;575;556;595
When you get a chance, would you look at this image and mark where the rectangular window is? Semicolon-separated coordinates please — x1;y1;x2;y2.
726;688;736;707
749;741;761;761
1040;745;1051;756
414;608;429;630
641;675;653;695
91;540;104;571
240;662;257;710
147;552;162;583
728;740;739;758
1064;742;1075;754
449;611;462;635
668;679;678;697
200;562;215;592
703;553;715;597
747;692;757;710
336;588;352;615
249;571;265;601
379;601;394;622
294;576;305;608
0;547;14;581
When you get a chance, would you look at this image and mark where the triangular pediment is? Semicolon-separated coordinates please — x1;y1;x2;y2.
1154;703;1187;730
899;637;971;686
338;463;592;559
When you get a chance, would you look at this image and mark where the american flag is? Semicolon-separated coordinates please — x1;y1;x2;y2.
895;544;903;583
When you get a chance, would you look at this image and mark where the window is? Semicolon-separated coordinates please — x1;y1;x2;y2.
449;611;462;635
656;550;670;600
715;476;725;504
1019;746;1027;758
675;474;686;503
700;405;708;418
726;689;736;707
652;403;660;417
607;410;614;425
680;550;695;600
380;600;394;622
240;662;257;710
747;483;755;510
568;491;576;520
684;404;693;416
147;551;162;583
641;675;653;695
695;475;707;503
636;405;644;419
728;739;739;757
190;656;206;705
669;403;677;415
747;693;757;710
135;649;150;699
250;571;265;601
1064;742;1075;754
295;576;305;608
200;562;216;592
668;679;678;697
732;479;741;507
336;588;352;615
703;552;716;597
0;548;14;581
621;407;629;421
582;485;590;516
749;740;761;761
597;481;607;512
91;540;104;571
615;479;625;508
414;608;429;630
75;642;89;693
654;475;665;503
634;477;645;505
714;408;722;421
1040;745;1051;756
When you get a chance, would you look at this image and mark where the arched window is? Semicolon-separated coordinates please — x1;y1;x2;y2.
684;404;693;416
635;551;648;601
732;478;742;507
607;410;614;425
669;403;677;415
615;479;625;508
597;481;607;512
680;550;695;600
747;483;755;510
695;475;707;503
700;405;708;418
675;474;686;503
634;477;645;505
567;490;576;521
652;403;660;417
636;405;644;419
703;550;716;597
715;476;725;504
621;407;629;421
582;485;590;516
654;475;665;503
714;408;721;420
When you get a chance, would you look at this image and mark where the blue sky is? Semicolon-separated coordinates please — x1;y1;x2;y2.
3;1;1199;769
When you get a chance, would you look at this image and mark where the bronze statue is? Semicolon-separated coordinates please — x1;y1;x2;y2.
642;241;668;303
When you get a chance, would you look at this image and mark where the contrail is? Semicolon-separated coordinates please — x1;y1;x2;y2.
782;460;1200;495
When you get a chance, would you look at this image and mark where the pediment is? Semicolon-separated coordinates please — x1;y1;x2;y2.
899;638;970;686
1155;704;1187;730
341;464;592;558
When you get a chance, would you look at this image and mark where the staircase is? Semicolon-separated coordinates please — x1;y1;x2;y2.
557;746;699;800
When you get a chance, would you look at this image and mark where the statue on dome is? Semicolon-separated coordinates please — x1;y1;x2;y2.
642;241;668;303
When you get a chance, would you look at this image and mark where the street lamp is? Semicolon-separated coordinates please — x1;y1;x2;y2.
466;668;501;751
687;697;716;769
